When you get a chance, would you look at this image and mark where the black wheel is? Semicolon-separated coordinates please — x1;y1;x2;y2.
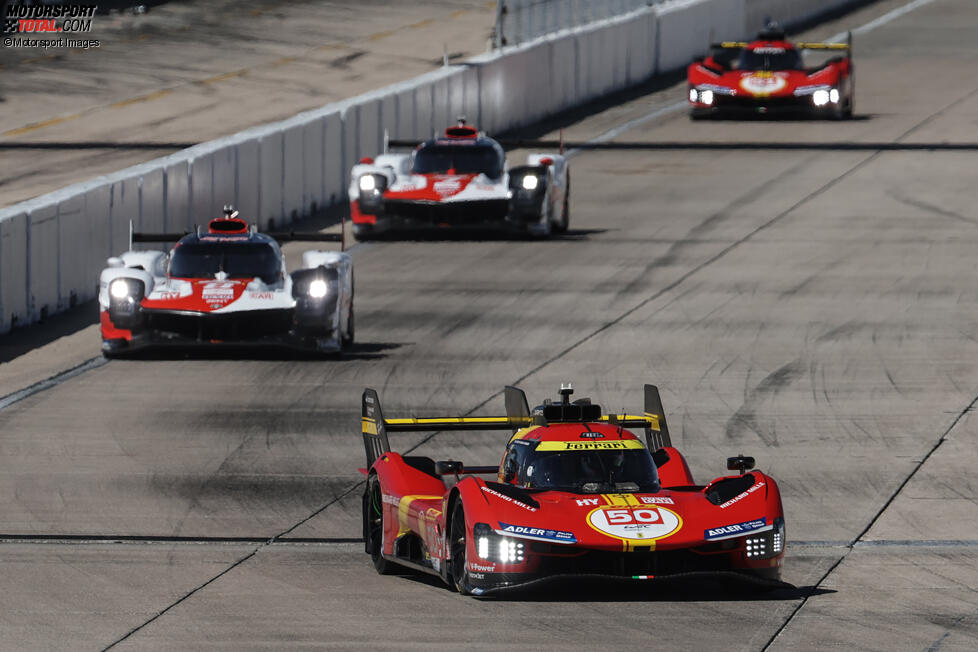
448;501;470;594
364;474;393;574
341;306;354;350
554;174;570;234
352;224;373;241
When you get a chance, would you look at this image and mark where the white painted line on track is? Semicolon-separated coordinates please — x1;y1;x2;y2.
566;101;689;157
829;0;939;42
568;0;944;146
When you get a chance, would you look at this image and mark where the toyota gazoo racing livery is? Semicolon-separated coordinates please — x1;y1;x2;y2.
98;208;354;356
360;383;786;596
349;121;569;239
687;23;853;119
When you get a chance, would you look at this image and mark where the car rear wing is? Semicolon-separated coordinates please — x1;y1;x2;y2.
360;384;672;468
129;221;345;250
710;31;851;53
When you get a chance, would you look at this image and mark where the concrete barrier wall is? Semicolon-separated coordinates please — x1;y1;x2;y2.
0;0;867;334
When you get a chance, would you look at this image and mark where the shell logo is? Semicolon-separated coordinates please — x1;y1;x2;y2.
740;72;787;97
586;506;682;542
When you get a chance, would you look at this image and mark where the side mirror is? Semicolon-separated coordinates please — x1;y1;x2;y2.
359;156;374;165
435;460;463;476
727;455;755;475
107;257;124;268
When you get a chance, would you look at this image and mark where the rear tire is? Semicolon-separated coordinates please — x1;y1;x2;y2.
365;474;394;574
448;501;470;594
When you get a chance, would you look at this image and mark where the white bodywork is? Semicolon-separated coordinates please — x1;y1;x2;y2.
98;240;354;354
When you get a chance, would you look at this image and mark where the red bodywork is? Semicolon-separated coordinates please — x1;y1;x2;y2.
361;387;787;595
687;38;853;118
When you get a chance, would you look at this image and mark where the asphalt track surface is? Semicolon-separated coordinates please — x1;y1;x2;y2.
0;0;497;207
2;0;978;649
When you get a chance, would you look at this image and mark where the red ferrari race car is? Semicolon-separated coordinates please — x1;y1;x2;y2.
98;208;354;356
348;120;569;239
360;383;786;596
687;23;853;119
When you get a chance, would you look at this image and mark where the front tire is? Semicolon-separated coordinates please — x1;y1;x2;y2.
448;501;470;594
364;474;393;574
554;174;570;234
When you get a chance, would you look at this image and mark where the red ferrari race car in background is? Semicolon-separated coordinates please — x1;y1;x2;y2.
687;23;853;119
360;383;786;596
348;120;569;239
98;208;354;356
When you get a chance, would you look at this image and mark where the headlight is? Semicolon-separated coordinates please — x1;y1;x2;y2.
474;523;525;564
689;88;698;103
358;174;377;192
829;88;840;103
700;89;714;106
744;518;785;559
308;279;328;299
812;89;830;107
521;174;539;191
110;278;131;299
499;538;525;563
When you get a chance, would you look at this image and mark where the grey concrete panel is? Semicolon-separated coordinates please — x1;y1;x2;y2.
59;189;99;306
0;211;29;333
164;159;190;233
26;203;59;321
258;131;283;230
282;123;305;223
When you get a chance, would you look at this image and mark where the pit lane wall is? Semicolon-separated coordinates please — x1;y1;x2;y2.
0;0;860;334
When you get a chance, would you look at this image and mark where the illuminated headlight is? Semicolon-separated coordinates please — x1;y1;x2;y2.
110;278;132;299
812;89;830;107
308;279;328;299
829;88;840;104
498;538;525;564
521;174;539;191
358;174;377;192
744;518;785;559
700;89;715;106
478;536;490;560
689;88;698;103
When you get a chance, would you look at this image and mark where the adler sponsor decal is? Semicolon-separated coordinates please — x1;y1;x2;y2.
248;292;275;300
497;522;577;544
705;518;767;541
719;481;766;508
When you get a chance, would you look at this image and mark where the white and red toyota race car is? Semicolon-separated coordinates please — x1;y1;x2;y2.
349;122;569;239
98;209;354;357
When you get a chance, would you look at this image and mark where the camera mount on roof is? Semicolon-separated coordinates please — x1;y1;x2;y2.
758;19;786;41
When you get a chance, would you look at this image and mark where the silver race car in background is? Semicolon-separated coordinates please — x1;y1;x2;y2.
98;208;354;356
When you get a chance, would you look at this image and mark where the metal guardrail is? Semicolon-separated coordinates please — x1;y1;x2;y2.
493;0;664;47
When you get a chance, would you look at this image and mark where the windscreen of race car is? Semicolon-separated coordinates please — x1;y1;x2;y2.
168;242;281;284
413;144;504;177
737;48;803;71
505;443;662;494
